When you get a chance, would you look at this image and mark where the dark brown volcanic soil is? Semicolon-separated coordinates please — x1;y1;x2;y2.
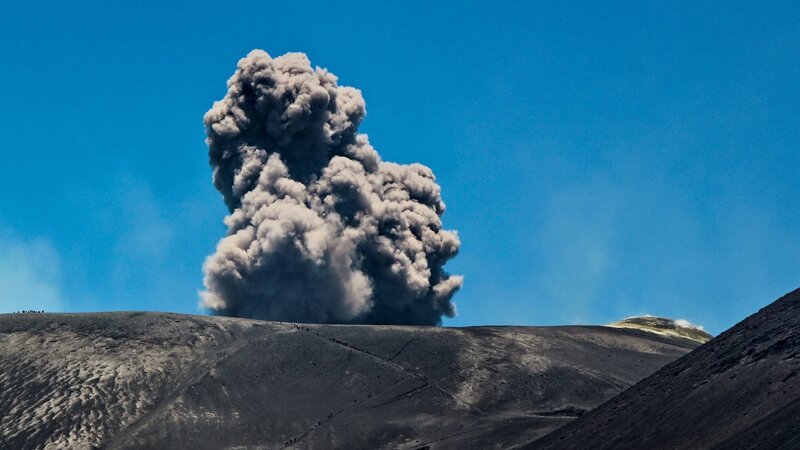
526;288;800;450
0;313;697;450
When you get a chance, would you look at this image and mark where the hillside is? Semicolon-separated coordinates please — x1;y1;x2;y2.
0;313;697;449
606;316;712;344
527;288;800;450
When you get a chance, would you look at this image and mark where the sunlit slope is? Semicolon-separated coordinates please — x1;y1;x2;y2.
606;316;712;344
0;313;698;449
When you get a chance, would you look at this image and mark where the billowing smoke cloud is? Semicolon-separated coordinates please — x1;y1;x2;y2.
200;50;462;325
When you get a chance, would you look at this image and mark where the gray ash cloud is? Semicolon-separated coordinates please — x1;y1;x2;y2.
200;50;462;325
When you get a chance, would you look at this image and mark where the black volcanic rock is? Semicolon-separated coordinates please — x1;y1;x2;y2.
526;288;800;450
0;313;697;449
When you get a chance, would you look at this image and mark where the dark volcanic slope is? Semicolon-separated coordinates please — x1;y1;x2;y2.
528;288;800;450
0;313;697;450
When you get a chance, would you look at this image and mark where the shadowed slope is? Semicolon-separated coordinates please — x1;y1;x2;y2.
0;313;698;449
527;288;800;450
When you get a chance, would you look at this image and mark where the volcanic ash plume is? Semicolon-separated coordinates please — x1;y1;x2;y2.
200;50;462;325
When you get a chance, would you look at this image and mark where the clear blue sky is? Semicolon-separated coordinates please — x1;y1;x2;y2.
1;1;798;334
